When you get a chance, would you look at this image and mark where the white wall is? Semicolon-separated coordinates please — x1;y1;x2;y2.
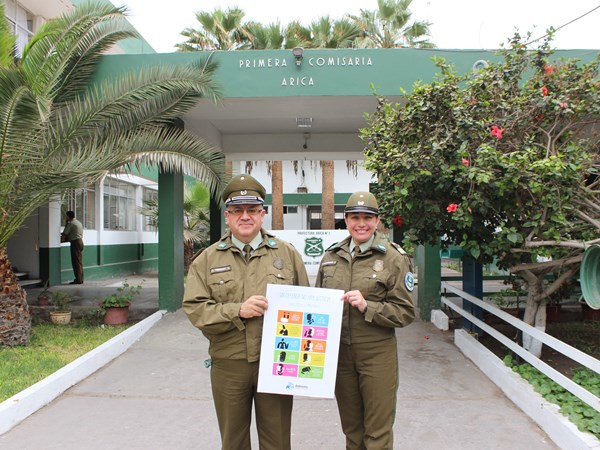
233;160;375;230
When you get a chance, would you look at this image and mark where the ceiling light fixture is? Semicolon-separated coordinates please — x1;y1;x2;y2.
296;117;313;128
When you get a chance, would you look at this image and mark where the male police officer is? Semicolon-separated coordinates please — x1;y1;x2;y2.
61;211;84;284
316;191;415;450
183;174;309;450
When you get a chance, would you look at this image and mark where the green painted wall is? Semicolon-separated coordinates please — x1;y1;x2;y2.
59;243;158;284
264;192;351;206
93;48;596;99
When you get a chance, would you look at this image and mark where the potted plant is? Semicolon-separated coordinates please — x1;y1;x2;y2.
49;291;71;325
100;280;143;325
37;281;51;306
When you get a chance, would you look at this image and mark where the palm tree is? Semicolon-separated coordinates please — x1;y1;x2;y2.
321;161;335;229
0;2;227;346
177;7;251;51
348;0;434;48
308;16;361;49
140;183;211;273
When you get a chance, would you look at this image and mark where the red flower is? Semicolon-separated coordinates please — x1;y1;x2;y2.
490;125;503;140
560;103;567;109
541;86;548;96
469;99;476;105
461;158;470;167
392;215;404;227
446;203;458;213
544;65;554;75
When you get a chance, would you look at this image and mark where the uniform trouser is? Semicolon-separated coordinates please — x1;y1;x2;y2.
69;239;84;283
335;337;398;450
211;359;293;450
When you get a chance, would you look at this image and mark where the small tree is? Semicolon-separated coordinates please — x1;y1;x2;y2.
362;33;600;356
140;182;210;272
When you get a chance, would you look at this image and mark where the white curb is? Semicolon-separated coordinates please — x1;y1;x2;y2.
0;310;166;435
455;329;600;449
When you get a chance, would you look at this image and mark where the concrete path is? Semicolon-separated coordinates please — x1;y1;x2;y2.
0;309;557;449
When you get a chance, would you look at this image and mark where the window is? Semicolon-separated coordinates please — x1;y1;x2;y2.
62;183;96;229
5;0;35;57
283;206;298;214
142;187;158;231
103;178;136;230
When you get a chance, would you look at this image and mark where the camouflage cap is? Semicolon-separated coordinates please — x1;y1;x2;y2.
222;174;266;205
344;191;379;215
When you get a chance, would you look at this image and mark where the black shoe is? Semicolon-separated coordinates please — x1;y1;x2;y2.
69;281;83;285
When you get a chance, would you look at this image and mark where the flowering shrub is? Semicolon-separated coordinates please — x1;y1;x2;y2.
362;32;599;323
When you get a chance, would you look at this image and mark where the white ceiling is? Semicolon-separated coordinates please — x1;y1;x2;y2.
183;95;403;160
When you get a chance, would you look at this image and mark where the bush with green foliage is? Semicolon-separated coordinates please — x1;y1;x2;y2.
362;32;599;336
504;354;600;438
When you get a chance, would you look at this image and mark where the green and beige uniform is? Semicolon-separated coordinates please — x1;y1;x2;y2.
316;232;415;450
62;218;84;284
183;229;309;450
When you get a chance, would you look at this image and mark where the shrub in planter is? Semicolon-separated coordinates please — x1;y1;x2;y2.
50;291;71;325
100;281;143;325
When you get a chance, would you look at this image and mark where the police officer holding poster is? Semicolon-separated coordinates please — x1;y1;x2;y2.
183;174;308;450
316;191;415;450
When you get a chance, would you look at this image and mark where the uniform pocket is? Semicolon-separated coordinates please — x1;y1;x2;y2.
267;268;294;285
207;271;238;302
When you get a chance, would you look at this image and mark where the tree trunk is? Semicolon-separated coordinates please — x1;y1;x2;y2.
0;246;32;347
271;161;284;230
521;276;546;358
321;160;335;229
184;241;194;274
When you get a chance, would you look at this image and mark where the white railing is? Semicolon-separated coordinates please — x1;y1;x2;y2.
441;281;600;414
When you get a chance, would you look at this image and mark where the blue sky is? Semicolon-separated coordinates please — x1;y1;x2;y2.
112;0;600;53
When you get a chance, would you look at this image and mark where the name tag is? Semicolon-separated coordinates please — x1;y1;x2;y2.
210;265;231;274
321;261;337;267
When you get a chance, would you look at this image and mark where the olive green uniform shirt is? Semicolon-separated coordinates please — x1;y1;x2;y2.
62;219;83;241
316;232;415;344
183;229;309;362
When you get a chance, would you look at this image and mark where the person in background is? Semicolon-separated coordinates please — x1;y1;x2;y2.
183;174;309;450
61;210;84;284
316;191;415;450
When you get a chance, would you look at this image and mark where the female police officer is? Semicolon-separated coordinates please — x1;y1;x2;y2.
316;191;415;450
183;174;309;450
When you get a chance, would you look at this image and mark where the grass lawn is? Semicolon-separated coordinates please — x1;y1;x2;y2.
0;321;130;402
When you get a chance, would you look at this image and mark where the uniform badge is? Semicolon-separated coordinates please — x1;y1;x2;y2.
267;239;277;247
241;190;247;195
404;272;415;291
373;260;384;272
218;242;227;249
377;244;387;253
274;257;284;270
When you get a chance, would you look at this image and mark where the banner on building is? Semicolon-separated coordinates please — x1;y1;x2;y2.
257;283;344;398
273;230;348;276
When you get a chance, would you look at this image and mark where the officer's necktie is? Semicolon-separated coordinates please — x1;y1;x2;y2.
353;246;361;258
244;244;252;262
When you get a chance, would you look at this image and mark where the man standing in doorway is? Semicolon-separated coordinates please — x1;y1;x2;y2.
61;211;84;284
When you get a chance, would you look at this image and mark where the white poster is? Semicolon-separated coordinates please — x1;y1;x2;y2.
273;230;348;276
257;283;344;398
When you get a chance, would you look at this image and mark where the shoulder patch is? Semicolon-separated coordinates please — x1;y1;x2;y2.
267;239;278;248
326;242;341;251
404;272;415;291
217;242;228;250
391;242;407;254
376;244;387;253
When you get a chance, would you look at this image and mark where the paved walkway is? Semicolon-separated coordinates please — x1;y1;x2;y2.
1;276;558;449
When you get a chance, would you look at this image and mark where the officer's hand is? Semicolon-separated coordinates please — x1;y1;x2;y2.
341;290;368;313
240;295;268;318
